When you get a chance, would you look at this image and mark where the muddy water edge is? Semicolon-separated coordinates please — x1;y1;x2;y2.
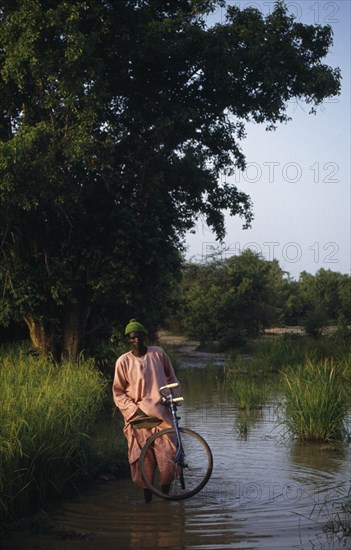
1;337;350;550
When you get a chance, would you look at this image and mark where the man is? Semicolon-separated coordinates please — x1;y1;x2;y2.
112;319;181;503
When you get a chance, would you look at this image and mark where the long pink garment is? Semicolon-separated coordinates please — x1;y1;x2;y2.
112;346;181;488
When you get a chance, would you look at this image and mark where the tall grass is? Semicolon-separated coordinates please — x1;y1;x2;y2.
0;346;108;522
282;358;348;442
226;377;271;411
227;334;351;376
223;335;351;441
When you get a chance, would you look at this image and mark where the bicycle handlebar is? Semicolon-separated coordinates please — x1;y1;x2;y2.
159;383;183;405
159;383;179;390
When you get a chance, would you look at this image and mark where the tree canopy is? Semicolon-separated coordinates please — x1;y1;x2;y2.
174;250;288;345
169;257;351;347
0;1;341;358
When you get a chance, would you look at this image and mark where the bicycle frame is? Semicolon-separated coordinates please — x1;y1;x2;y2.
169;400;186;466
159;384;186;467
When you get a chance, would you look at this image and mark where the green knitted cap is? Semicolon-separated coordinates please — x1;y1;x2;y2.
125;319;147;336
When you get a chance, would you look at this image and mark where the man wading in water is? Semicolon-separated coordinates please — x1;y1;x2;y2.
113;319;181;503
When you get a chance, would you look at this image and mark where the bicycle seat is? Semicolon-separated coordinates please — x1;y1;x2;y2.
129;415;162;429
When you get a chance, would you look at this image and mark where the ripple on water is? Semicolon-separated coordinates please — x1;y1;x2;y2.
1;386;350;550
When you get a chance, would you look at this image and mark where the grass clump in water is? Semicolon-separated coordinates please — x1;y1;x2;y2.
226;377;270;411
227;334;351;375
282;358;348;442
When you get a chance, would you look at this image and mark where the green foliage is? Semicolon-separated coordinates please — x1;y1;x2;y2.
282;359;348;442
304;304;329;338
170;255;351;350
0;1;341;357
331;314;351;345
173;250;289;345
0;346;108;522
298;269;351;334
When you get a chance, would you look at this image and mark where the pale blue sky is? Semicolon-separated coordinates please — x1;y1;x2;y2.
185;0;351;280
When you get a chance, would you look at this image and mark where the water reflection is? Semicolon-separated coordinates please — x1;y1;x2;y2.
233;409;263;440
127;500;188;549
1;366;350;550
290;440;348;474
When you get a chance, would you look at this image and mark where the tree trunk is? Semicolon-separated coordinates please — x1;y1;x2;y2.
24;295;89;362
60;298;89;361
23;316;57;359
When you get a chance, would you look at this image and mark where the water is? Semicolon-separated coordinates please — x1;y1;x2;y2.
1;367;350;550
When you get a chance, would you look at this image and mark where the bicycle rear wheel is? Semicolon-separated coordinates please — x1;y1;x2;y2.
139;427;213;501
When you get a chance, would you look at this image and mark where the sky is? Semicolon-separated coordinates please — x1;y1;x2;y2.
185;0;351;280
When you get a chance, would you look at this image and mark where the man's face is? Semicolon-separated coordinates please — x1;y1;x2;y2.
127;331;145;350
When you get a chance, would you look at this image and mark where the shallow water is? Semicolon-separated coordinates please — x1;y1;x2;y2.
2;367;351;550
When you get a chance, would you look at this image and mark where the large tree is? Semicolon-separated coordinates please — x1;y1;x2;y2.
177;250;287;344
0;1;341;359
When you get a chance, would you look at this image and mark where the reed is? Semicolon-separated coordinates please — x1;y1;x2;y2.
225;376;271;411
282;358;348;442
226;335;351;377
0;348;107;522
252;336;306;372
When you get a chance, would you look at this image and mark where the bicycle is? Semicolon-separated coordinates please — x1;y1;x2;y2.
138;383;213;501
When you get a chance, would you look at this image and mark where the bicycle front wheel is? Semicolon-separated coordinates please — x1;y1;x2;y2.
139;427;213;501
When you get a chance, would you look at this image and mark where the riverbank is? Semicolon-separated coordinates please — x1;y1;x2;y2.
158;330;226;368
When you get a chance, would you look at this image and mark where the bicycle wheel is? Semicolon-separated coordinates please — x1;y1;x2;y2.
139;427;213;501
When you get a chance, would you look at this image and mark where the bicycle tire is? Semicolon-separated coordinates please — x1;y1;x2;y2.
139;427;213;501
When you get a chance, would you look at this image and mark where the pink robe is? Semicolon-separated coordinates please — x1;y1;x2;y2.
112;346;181;488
